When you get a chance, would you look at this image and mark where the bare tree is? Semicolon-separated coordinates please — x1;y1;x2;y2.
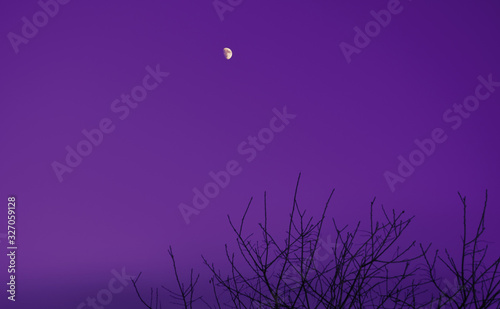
421;190;500;309
132;246;207;309
134;175;500;308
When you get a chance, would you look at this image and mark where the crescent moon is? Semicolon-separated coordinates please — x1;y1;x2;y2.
223;47;232;60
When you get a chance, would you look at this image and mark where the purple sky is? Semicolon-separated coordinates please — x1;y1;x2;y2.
1;0;500;308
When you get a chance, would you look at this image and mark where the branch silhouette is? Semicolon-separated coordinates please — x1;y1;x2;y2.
134;175;499;308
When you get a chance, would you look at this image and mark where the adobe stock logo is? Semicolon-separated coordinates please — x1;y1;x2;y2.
178;106;296;225
339;0;409;64
212;0;243;21
7;0;71;54
283;234;337;287
384;74;500;192
76;267;135;309
51;64;169;183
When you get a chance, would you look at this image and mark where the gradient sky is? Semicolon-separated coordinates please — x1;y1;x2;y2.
1;0;500;308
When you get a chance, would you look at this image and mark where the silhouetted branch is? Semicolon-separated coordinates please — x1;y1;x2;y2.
135;175;500;308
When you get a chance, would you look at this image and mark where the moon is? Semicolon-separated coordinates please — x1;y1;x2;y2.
223;47;232;60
